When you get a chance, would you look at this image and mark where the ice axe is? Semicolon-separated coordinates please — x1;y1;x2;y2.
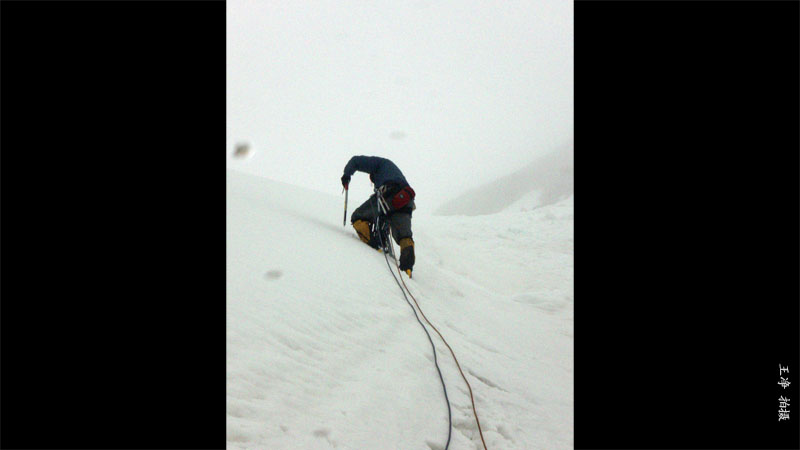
342;185;348;227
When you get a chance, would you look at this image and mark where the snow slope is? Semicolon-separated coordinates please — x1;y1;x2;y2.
227;169;573;449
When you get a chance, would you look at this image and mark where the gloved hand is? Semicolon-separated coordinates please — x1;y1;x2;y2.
341;174;351;189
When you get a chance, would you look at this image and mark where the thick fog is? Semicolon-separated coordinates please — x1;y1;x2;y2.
227;0;573;213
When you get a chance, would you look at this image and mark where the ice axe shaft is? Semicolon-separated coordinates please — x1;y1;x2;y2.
342;187;348;227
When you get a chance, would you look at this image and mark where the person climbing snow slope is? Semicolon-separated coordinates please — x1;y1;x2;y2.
341;155;416;275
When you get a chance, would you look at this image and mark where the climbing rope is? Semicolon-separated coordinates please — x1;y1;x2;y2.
393;262;489;450
374;191;489;450
374;195;453;450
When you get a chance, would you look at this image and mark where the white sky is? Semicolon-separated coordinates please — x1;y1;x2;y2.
227;0;573;212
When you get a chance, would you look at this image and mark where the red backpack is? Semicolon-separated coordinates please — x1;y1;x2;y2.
391;186;416;209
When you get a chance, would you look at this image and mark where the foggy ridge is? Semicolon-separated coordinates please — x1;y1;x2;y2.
434;145;574;216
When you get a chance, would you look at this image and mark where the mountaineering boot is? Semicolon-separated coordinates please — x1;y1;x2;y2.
353;219;382;250
398;237;415;275
353;220;372;244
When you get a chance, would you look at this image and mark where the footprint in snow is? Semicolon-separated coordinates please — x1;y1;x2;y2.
512;293;565;313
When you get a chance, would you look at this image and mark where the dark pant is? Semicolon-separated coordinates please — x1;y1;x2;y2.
351;193;413;244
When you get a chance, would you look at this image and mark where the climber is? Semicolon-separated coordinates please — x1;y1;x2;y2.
341;155;416;275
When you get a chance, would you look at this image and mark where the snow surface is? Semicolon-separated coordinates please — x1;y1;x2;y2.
227;168;573;449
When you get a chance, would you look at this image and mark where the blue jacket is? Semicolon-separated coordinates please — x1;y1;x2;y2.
343;156;409;188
